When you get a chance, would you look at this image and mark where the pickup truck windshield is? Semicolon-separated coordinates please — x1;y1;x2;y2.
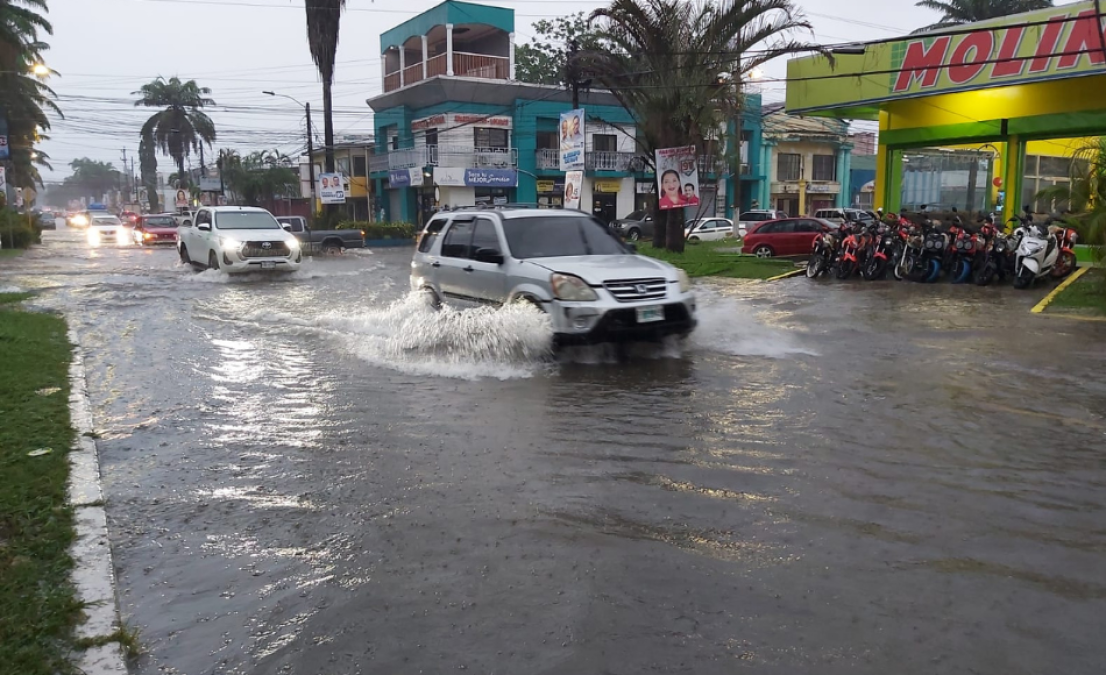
501;216;627;259
215;212;281;230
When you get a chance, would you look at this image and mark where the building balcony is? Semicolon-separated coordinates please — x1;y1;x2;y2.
430;144;516;168
535;149;641;172
383;52;511;92
369;152;390;173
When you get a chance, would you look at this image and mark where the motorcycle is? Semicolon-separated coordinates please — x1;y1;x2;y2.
806;229;836;278
1049;223;1079;279
950;225;981;284
972;215;1012;286
912;221;947;283
862;220;898;281
1011;215;1060;289
834;222;868;279
892;216;921;281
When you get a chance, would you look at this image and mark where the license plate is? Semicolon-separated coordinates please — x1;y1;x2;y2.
261;261;276;269
636;305;664;323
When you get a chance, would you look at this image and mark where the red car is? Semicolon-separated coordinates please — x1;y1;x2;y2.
132;213;178;246
742;217;833;257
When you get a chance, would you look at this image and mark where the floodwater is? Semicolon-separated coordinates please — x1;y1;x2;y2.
5;228;1106;674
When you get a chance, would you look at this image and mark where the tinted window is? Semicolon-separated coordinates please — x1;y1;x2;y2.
470;218;500;256
756;222;779;234
143;216;175;227
797;220;821;233
277;217;304;232
501;216;627;259
215;212;279;230
776;221;798;233
441;220;474;258
195;211;211;227
418;217;448;253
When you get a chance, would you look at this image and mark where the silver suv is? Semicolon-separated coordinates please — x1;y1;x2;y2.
411;209;697;344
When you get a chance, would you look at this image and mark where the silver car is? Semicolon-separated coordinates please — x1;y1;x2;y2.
411;209;697;344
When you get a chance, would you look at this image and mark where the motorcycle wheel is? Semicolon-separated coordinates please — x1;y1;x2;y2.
862;257;886;281
952;259;973;284
805;256;825;278
1051;251;1076;278
1013;266;1034;289
893;253;911;281
924;259;942;283
834;260;855;280
974;263;996;286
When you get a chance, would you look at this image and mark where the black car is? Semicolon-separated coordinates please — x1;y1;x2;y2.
610;210;655;242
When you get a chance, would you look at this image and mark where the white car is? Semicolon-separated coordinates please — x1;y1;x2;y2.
177;206;303;273
685;217;735;242
86;214;127;246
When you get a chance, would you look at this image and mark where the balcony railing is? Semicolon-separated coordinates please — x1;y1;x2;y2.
369;153;390;173
430;145;516;168
388;147;428;170
588;151;637;172
384;51;510;92
535;149;559;170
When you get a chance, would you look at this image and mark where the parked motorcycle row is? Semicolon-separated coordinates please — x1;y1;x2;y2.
805;209;1079;288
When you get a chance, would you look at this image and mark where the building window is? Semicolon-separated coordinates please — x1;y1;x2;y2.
474;127;508;149
593;134;617;152
777;153;801;182
353;155;367;177
425;129;438;148
390;136;399;150
812;154;836;181
337;157;351;177
536;131;557;150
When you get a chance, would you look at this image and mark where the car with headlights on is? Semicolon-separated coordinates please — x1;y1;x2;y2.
86;214;127;246
411;208;696;344
133;213;178;246
177;206;302;273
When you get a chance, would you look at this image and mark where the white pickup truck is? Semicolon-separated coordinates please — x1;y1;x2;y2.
177;206;303;273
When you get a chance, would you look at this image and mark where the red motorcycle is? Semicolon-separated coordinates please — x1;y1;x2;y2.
1049;224;1079;278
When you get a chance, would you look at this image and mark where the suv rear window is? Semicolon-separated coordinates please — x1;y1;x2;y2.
501;216;627;259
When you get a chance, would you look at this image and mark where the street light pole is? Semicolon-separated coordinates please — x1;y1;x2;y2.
264;91;316;224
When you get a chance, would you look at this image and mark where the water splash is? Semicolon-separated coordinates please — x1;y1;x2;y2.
691;287;818;358
0;284;23;293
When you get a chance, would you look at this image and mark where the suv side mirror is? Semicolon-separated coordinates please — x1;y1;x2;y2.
474;247;504;264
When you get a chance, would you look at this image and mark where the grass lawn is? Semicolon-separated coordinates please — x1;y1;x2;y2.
637;240;795;279
0;249;25;260
1047;268;1106;317
0;292;82;675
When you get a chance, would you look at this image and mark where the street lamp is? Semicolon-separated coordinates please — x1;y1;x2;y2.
263;90;316;223
30;63;50;77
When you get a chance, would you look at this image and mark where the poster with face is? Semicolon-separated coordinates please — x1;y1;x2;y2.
564;170;583;210
654;145;698;211
559;109;585;171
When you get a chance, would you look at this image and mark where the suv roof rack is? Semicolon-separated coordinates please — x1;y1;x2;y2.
442;203;539;212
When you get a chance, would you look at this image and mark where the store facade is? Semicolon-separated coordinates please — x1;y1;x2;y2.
785;0;1106;223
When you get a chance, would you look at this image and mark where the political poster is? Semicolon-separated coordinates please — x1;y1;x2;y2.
564;170;583;210
319;173;346;204
654;145;699;211
559;109;585;171
174;189;188;208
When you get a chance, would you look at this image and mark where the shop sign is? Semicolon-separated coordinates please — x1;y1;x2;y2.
388;167;423;189
594;179;621;193
537;180;565;193
806;184;837;193
411;114;447;131
465;168;517;187
411;113;513;131
786;1;1106;113
636;182;655;194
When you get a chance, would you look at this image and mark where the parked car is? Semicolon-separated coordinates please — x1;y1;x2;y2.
736;210;788;236
132;214;179;246
119;210;141;227
741;217;833;257
173;209;198;228
685;217;735;242
276;215;365;254
86;214;126;246
34;210;58;230
814;208;875;225
177;206;303;273
411;208;696;344
610;210;655;242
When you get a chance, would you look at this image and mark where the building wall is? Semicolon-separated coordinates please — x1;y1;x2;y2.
766;139;848;215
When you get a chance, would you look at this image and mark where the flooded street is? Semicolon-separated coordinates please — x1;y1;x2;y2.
5;228;1106;674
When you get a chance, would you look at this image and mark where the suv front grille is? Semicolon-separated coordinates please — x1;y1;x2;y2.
243;241;290;258
603;277;667;302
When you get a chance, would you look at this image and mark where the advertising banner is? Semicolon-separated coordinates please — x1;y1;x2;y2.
387;168;424;188
464;168;517;187
564;170;583;210
319;173;347;203
559;109;585;171
0;167;6;193
174;189;189;208
654;146;700;210
0;115;8;160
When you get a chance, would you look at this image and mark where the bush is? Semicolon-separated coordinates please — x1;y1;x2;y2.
334;220;416;240
0;209;41;249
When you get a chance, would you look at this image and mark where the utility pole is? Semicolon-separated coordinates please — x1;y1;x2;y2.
306;102;316;222
120;148;128;206
568;40;580;109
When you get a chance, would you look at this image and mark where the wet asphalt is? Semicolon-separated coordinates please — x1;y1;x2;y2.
4;228;1106;675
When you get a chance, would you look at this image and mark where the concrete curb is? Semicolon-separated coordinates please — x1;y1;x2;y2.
764;268;805;282
67;326;128;675
1030;266;1090;314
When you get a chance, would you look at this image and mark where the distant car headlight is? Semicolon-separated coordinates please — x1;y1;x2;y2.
551;273;598;301
73;215;88;226
677;269;691;293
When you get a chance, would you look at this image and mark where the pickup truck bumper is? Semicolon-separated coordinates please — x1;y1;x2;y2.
221;250;303;274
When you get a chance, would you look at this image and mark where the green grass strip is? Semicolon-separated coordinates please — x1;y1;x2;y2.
1047;268;1106;316
637;241;794;279
0;297;82;675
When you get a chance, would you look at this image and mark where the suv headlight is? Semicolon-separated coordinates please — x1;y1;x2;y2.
551;273;598;301
677;269;690;293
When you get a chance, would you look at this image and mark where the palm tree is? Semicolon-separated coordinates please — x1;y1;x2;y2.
914;0;1053;32
586;0;823;251
138;132;160;212
1037;138;1106;263
304;0;346;176
132;76;216;190
0;0;59;189
221;149;299;207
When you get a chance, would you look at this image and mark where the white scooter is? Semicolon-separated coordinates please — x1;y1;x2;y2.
1010;215;1059;289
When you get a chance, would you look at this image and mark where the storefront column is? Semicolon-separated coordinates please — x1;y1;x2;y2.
445;24;455;76
759;140;775;208
398;48;405;87
835;146;851;208
421;35;428;80
876;143;903;213
1001;135;1024;229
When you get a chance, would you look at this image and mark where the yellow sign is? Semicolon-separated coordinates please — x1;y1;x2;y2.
594;179;621;193
787;0;1105;113
536;180;554;192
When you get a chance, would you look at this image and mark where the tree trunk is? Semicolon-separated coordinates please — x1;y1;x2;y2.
322;77;337;217
666;208;685;253
651;199;665;248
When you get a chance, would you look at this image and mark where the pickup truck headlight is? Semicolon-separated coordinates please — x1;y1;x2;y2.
551;273;598;301
219;236;242;249
677;269;691;293
286;237;300;250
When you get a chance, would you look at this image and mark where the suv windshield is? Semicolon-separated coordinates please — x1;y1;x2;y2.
622;210;645;221
92;216;121;225
215;212;280;230
143;217;175;227
502;216;628;259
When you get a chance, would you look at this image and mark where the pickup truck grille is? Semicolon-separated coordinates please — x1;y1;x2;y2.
603;277;668;302
243;241;290;258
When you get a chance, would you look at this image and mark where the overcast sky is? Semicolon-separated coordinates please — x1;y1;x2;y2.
38;0;940;180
